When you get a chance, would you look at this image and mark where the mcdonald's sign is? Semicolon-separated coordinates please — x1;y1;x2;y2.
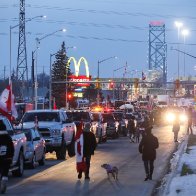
69;75;91;87
67;57;91;87
67;57;89;77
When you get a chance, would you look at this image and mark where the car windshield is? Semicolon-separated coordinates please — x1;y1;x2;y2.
102;114;115;122
22;112;60;122
72;112;90;121
23;129;32;141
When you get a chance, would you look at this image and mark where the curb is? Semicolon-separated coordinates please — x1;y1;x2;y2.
158;135;189;196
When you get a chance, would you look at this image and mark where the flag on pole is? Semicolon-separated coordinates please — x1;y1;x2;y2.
0;84;18;121
142;71;146;80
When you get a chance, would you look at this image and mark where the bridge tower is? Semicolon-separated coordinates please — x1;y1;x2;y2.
148;21;167;84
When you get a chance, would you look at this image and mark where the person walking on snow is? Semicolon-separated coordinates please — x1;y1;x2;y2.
139;126;159;181
0;122;14;194
187;107;193;135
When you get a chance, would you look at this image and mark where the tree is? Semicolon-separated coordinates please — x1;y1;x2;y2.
83;84;97;102
51;42;72;108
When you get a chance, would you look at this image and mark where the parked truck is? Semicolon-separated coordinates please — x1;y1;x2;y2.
18;110;76;160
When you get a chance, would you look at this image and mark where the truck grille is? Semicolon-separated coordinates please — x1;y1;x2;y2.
38;128;50;137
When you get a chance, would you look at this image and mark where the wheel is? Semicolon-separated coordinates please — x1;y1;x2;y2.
56;139;66;160
29;153;36;169
12;151;24;177
38;151;45;166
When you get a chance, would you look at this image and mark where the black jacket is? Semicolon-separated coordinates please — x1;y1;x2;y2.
139;133;159;161
0;131;14;160
83;131;97;157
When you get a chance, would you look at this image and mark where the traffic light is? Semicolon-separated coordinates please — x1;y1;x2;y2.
95;78;101;89
134;78;139;88
67;93;73;100
175;79;180;89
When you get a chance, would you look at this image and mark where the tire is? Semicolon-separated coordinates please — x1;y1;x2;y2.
29;153;36;169
56;139;66;160
38;151;45;166
12;150;24;177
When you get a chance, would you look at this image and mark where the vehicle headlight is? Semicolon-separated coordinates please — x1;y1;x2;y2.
180;114;187;122
166;112;175;123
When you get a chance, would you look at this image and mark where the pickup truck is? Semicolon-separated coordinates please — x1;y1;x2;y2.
19;110;76;160
0;115;26;177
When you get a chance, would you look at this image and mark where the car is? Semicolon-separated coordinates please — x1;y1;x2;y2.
0;115;27;177
18;109;76;160
23;128;46;168
91;112;107;143
101;113;119;138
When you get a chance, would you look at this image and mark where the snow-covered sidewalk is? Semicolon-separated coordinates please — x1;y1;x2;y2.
160;130;196;196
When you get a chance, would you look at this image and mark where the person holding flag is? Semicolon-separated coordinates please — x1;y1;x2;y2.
75;122;96;180
0;85;18;122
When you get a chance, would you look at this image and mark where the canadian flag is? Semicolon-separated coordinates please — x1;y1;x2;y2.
0;84;18;121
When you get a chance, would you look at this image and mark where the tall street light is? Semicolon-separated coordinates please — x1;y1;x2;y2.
97;56;117;105
34;28;66;110
175;21;183;79
9;15;46;81
181;29;189;77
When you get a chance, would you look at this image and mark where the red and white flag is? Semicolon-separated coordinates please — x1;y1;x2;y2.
75;122;86;172
0;84;18;121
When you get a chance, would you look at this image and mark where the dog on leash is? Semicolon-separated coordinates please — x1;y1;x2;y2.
101;163;118;180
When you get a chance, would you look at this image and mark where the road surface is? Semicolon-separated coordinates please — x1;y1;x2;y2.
7;125;187;196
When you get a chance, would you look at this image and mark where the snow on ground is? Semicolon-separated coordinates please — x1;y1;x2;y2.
166;139;196;196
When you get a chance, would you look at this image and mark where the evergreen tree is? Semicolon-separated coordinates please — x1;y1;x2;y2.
51;42;72;108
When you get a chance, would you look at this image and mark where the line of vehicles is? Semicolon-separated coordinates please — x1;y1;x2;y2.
1;96;191;179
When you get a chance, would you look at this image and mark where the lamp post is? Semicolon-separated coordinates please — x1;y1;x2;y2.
97;56;117;105
181;29;189;77
9;15;46;81
34;28;66;110
175;21;183;79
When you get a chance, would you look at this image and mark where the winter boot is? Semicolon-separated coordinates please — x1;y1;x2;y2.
0;177;8;194
144;174;149;181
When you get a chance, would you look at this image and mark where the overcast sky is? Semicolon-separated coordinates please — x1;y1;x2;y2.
1;0;196;81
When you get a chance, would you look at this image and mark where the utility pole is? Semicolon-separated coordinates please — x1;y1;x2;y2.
4;66;6;80
17;0;28;98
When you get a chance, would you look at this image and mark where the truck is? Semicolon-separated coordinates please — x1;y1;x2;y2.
0;115;27;177
155;95;170;108
18;109;76;160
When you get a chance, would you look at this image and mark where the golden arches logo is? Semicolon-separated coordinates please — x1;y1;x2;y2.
67;57;89;77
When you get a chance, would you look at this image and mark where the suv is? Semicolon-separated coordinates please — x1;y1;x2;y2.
91;112;107;143
19;110;76;160
0;115;26;177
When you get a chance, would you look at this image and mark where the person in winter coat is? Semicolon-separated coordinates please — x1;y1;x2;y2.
187;107;193;135
75;122;97;180
0;121;14;194
127;116;136;142
139;126;159;181
172;113;180;142
83;122;97;180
